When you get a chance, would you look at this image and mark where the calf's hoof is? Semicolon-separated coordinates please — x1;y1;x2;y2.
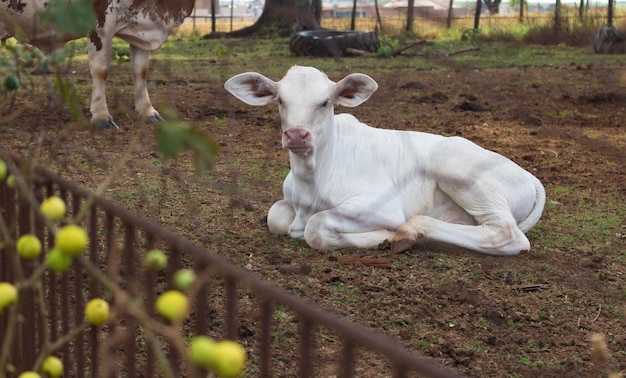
390;236;417;254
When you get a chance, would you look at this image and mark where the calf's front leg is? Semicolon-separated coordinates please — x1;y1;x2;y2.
303;209;397;250
267;199;296;235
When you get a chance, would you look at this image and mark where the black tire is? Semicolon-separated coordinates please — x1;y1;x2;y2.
593;26;626;54
289;30;380;57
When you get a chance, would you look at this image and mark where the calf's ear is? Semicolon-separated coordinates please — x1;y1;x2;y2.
224;73;278;106
334;73;378;107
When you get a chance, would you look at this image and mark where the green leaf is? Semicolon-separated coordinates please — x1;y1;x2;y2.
38;0;96;36
53;73;84;121
187;128;220;174
155;122;189;159
154;104;220;174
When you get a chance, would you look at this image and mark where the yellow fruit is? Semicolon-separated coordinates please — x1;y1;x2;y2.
46;248;74;273
0;159;7;181
212;340;247;378
0;282;18;314
17;372;40;378
188;336;217;369
40;356;63;378
173;269;196;291
16;234;42;259
155;290;188;322
85;298;109;326
6;174;15;188
143;249;167;271
55;225;88;256
40;196;66;221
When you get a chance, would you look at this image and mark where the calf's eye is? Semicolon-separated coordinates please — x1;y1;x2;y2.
320;100;329;108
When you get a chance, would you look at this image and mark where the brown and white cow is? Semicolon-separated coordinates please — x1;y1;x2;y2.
0;0;195;128
225;66;546;256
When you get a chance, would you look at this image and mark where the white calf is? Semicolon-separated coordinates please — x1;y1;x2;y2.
225;66;546;256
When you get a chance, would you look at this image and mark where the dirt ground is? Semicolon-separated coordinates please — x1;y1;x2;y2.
1;38;625;377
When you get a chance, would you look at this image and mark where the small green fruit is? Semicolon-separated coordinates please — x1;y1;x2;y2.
143;249;167;271
155;290;188;322
46;248;74;273
17;234;42;259
85;298;110;326
17;372;40;378
40;356;63;378
188;335;217;369
212;340;247;378
55;224;88;256
4;75;20;90
173;269;196;291
6;174;15;188
40;196;66;221
0;159;7;181
0;282;18;314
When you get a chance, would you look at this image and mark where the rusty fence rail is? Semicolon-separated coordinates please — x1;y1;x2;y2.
0;152;463;378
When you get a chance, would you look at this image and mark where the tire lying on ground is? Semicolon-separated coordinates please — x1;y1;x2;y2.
593;26;626;54
289;30;380;57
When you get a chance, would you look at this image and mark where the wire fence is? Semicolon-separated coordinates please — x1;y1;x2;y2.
0;149;465;377
181;5;626;35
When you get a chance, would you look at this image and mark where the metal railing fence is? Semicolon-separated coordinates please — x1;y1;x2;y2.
0;150;463;378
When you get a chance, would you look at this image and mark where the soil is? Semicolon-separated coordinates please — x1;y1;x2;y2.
1;38;625;377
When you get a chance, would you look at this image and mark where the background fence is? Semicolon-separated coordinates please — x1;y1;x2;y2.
182;1;626;35
0;150;464;377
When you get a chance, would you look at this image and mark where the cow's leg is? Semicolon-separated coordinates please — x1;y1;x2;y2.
267;199;296;235
303;208;399;250
130;45;162;124
391;215;530;256
88;35;117;129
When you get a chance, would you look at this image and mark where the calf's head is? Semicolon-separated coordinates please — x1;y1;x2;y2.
224;66;378;155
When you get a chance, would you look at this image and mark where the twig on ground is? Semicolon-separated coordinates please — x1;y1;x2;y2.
592;304;602;322
447;47;481;56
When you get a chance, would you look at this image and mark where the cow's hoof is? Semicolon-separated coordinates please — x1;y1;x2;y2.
146;113;164;124
391;237;416;254
95;119;119;129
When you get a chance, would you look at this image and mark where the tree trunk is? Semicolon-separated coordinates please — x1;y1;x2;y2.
608;0;614;26
519;0;524;23
447;0;454;28
312;0;322;23
374;0;383;31
554;0;562;33
578;0;584;20
207;0;321;37
474;0;481;29
406;0;415;32
350;0;357;30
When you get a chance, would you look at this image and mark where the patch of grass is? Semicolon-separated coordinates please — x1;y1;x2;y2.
410;337;430;351
464;340;483;352
530;187;625;253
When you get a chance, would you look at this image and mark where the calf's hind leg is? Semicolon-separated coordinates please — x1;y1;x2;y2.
391;215;531;256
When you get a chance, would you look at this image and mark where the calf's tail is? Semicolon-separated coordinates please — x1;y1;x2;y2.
517;177;546;233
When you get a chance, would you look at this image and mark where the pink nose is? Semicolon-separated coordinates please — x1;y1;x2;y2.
284;128;311;149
